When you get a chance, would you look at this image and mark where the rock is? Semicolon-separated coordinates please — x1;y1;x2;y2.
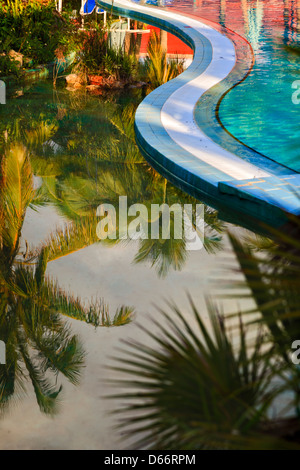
13;89;23;98
66;73;80;85
65;73;86;89
9;50;23;67
24;57;33;67
88;75;103;86
86;85;99;91
72;81;83;89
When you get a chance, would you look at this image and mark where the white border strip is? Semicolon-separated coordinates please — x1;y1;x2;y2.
102;0;272;180
159;13;270;180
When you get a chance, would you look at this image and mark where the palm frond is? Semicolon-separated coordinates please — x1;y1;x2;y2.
44;278;134;327
107;298;276;449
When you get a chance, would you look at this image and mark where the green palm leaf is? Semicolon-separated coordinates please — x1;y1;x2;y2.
107;298;276;449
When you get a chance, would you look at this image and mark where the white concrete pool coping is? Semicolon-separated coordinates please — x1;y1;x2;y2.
97;0;300;222
99;0;271;180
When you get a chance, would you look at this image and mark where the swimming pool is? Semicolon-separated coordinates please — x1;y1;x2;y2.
0;4;299;449
160;0;300;172
100;0;300;224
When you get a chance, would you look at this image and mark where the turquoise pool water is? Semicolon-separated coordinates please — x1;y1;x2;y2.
136;0;300;172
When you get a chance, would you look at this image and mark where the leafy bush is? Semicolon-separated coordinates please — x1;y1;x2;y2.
145;31;184;89
0;54;21;77
75;24;138;81
110;217;300;449
0;0;77;66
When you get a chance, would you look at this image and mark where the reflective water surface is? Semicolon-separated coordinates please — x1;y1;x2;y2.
0;80;241;448
0;1;297;447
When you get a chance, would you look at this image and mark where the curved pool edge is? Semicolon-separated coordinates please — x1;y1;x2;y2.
97;0;300;226
187;12;297;176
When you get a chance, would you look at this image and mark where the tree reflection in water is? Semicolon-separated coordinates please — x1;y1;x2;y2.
0;144;85;416
0;83;224;415
9;84;224;278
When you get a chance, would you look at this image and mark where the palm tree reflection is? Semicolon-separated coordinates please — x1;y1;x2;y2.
14;89;225;278
0;144;85;416
0;140;135;417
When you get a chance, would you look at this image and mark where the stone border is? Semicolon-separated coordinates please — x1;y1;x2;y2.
1;53;75;88
97;0;299;226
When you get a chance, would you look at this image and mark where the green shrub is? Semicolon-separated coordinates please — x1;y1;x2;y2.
0;0;77;66
0;54;21;77
75;24;138;81
145;31;184;89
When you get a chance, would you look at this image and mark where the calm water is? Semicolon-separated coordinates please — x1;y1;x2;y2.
0;78;229;280
137;0;300;171
0;81;235;448
0;1;297;447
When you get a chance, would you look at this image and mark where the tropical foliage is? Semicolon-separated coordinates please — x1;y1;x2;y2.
145;31;184;90
0;54;21;78
0;132;134;416
0;0;77;68
0;78;222;423
0;83;224;279
0;144;85;416
3;23;299;448
108;216;300;449
73;23;139;82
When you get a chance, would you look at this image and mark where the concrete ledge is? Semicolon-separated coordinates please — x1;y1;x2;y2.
1;52;75;88
97;0;299;226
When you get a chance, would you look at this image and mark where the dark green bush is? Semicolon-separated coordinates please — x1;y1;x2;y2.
0;54;21;77
0;0;77;66
75;24;138;81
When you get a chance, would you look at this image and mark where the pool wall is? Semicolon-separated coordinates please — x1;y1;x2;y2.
97;0;300;227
